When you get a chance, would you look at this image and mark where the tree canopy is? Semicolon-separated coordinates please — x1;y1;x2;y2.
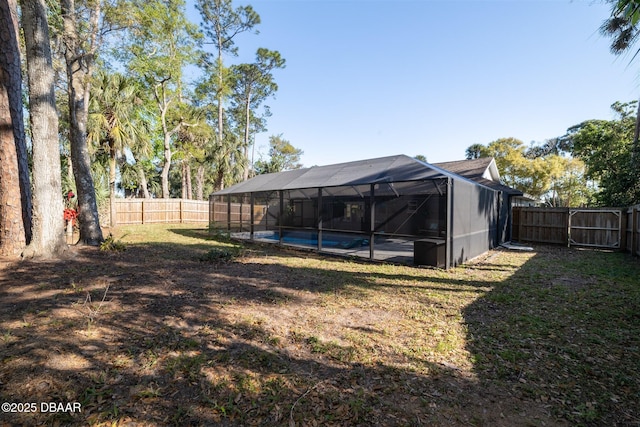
465;137;592;207
465;98;640;207
563;101;640;206
254;134;303;174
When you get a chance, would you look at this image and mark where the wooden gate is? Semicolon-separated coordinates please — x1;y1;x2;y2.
568;209;622;249
513;207;568;245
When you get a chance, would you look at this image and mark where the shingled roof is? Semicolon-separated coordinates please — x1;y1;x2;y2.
434;158;522;196
433;157;496;180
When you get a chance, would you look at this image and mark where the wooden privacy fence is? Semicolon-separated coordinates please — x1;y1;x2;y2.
114;199;209;225
513;205;640;255
209;200;267;230
513;208;569;245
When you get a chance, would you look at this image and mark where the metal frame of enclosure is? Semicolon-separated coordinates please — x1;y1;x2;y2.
210;155;518;268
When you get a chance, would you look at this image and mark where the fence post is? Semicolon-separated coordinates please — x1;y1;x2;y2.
633;206;640;256
518;208;524;244
279;191;284;244
214;199;218;227
632;207;639;257
141;199;145;224
227;195;231;232
620;209;628;253
567;210;572;248
250;193;255;239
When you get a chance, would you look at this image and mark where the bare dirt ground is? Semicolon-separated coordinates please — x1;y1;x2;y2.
0;225;637;426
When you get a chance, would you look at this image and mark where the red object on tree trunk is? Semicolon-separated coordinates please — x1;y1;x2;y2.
63;208;77;225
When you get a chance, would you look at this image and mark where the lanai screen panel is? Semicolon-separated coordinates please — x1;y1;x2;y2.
450;178;499;266
372;180;447;237
281;188;318;229
229;194;251;232
321;184;370;233
253;191;279;232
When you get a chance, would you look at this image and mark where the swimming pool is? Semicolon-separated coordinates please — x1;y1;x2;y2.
252;230;369;249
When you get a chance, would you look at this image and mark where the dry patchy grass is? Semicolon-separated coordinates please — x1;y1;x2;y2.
0;224;638;426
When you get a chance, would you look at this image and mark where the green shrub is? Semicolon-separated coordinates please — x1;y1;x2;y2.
100;234;126;252
199;247;239;263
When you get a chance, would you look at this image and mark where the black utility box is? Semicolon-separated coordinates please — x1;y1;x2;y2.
414;239;446;268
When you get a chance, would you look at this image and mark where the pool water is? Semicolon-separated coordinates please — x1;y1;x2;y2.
263;231;369;249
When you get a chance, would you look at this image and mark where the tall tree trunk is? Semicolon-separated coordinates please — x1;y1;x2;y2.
243;92;251;181
179;159;193;199
20;0;67;258
155;81;179;199
214;173;225;191
0;0;31;257
196;164;205;200
161;131;172;198
67;155;74;184
185;161;192;200
61;0;103;245
215;34;225;192
137;166;150;198
109;139;116;226
215;169;224;193
181;160;187;199
217;40;224;150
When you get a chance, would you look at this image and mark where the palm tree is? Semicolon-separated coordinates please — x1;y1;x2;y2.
88;71;150;226
601;0;640;199
174;106;214;199
602;1;640;138
212;128;245;189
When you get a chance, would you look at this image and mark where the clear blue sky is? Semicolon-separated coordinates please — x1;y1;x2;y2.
188;0;639;167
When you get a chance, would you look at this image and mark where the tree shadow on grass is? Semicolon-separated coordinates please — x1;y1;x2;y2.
0;242;593;426
463;246;640;426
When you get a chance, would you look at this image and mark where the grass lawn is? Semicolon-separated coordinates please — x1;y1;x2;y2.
0;223;638;426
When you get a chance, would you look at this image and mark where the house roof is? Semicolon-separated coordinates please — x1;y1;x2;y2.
214;155;451;195
433;158;497;180
213;154;523;196
434;158;523;196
